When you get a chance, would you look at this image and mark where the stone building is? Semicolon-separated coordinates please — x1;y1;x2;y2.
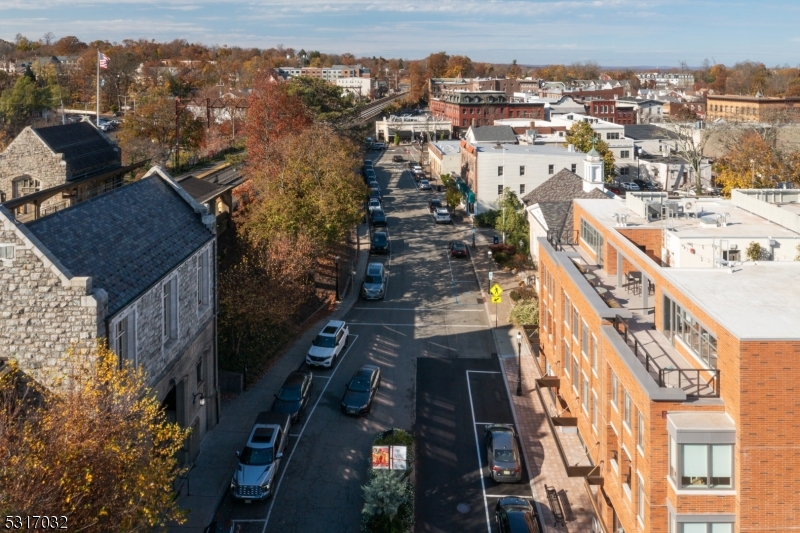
0;121;128;219
0;166;218;462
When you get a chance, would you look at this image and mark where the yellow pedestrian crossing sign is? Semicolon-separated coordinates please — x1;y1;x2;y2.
490;284;503;297
491;295;502;304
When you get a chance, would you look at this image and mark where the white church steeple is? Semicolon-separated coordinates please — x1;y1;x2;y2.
583;141;604;193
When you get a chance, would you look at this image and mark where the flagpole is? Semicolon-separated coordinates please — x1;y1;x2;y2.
96;49;100;127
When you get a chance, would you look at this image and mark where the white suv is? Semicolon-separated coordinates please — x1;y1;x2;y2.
306;320;349;367
433;207;452;224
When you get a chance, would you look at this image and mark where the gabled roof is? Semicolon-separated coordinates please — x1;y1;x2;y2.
176;175;231;204
467;125;517;143
26;172;213;316
623;124;680;141
33;122;119;180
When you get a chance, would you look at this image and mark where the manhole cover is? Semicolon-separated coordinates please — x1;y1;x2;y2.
457;503;471;514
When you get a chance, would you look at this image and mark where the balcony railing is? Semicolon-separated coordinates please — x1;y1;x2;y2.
547;229;579;252
611;316;720;398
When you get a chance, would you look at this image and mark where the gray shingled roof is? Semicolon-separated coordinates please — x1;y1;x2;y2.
623;124;679;141
176;175;229;204
469;125;517;143
26;176;212;316
523;168;609;242
33;122;120;180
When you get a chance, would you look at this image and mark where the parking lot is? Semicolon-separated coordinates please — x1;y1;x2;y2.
416;357;536;533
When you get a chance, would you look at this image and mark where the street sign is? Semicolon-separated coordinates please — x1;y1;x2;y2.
490;284;503;297
488;272;493;281
491;295;502;304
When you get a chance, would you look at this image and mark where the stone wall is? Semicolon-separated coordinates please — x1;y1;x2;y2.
0;128;67;200
0;208;106;389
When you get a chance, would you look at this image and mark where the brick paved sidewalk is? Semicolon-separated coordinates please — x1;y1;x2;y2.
466;221;600;533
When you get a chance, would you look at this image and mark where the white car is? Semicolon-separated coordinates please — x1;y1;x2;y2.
419;179;432;190
621;181;640;191
368;198;381;213
306;320;349;368
433;207;452;224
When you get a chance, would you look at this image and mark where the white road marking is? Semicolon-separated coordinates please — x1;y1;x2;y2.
484;494;531;499
349;321;488;328
466;370;493;533
466;370;502;374
352;307;484;312
262;335;360;532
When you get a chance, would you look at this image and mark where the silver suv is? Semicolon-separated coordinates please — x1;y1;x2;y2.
361;262;388;300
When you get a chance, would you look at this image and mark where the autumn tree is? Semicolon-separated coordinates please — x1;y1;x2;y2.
285;76;360;131
564;121;616;181
713;131;799;195
0;75;52;134
0;342;188;532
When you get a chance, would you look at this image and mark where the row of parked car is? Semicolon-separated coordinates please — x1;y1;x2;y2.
228;319;382;504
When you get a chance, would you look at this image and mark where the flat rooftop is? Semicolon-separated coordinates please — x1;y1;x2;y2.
430;140;461;155
474;144;583;156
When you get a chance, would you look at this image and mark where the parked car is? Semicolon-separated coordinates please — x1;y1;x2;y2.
433;207;452;224
361;262;388;300
340;364;381;415
306;320;349;368
407;161;418;170
365;169;376;181
392;155;403;163
371;142;386;150
371;208;387;227
364;159;373;167
428;198;443;212
621;181;640;191
369;188;382;201
368;198;382;213
604;184;623;196
484;424;522;482
419;179;432;190
230;412;291;501
271;370;313;422
412;169;425;182
449;240;468;258
370;231;389;254
368;180;380;191
495;497;540;533
633;179;658;191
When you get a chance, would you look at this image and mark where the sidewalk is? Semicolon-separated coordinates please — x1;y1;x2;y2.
467;222;599;533
170;222;371;533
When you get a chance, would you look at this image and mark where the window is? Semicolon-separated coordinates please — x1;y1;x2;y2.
548;164;554;174
498;166;504;176
620;167;630;175
572;306;579;338
581;374;589;412
606;132;620;140
519;165;525;176
519;184;525;195
113;310;136;366
591;334;598;374
637;473;645;521
196;358;204;384
564;340;571;377
0;244;14;260
623;390;632;428
580;218;604;258
679;524;732;533
572;357;579;392
581;320;589;359
591;391;598;430
638;409;645;451
672;443;733;489
162;276;178;345
571;163;577;173
620;150;630;159
563;293;571;328
197;247;211;312
664;296;718;368
610;370;618;408
497;184;503;195
462;119;467;127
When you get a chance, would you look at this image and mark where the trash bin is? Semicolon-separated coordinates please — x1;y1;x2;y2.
493;235;499;245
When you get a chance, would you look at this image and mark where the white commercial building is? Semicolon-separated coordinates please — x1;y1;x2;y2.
428;140;462;179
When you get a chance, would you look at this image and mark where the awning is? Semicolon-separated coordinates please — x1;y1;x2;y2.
455;178;476;204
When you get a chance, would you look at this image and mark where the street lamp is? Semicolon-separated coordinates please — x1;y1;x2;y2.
334;255;340;302
516;331;523;396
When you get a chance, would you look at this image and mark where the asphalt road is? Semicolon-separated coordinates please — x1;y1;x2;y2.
416;358;533;533
214;145;498;533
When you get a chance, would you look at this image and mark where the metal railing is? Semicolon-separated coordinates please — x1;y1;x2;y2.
611;316;720;398
546;229;579;252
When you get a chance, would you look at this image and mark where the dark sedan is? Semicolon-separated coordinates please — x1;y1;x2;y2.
485;424;522;482
449;240;469;258
271;370;313;422
370;231;389;254
392;155;403;162
340;364;381;415
371;209;387;227
495;497;540;533
428;198;443;213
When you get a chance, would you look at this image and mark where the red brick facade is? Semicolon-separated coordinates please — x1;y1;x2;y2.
535;200;800;533
430;98;545;135
588;99;636;125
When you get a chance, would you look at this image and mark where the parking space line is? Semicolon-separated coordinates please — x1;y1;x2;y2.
484;494;530;499
233;519;266;523
353;307;484;312
467;370;502;374
347;323;488;328
312;375;331;380
465;371;493;533
262;335;360;532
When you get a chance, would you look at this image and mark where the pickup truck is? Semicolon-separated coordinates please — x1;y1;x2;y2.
230;412;291;502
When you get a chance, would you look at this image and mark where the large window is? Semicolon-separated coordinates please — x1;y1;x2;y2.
197;247;211;313
591;391;598;430
637;473;645;521
623;390;632;428
572;306;579;338
591;334;598;374
610;370;619;408
581;374;589;412
563;293;571;328
572;357;579;393
563;340;571;378
581;320;589;359
113;310;136;366
664;296;718;368
580;218;604;264
679;524;732;533
163;275;178;345
638;409;645;451
669;438;733;489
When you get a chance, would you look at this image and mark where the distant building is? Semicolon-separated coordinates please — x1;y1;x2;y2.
706;94;800;122
427;140;462;179
430;91;546;136
587;99;636;125
616;98;665;124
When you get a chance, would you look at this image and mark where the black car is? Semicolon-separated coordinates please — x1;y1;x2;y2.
428;198;443;212
370;231;389;254
392;155;403;162
340;364;381;415
371;208;387;227
449;240;468;258
271;370;313;422
495;497;540;533
369;188;382;203
634;179;657;191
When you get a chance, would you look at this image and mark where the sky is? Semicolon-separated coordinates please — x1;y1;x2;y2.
1;0;799;67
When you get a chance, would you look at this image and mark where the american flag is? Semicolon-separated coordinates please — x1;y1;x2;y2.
99;52;110;70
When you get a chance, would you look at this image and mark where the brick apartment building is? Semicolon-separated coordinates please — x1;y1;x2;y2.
587;99;637;125
535;189;800;533
428;77;522;98
706;94;800;122
430;91;545;135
